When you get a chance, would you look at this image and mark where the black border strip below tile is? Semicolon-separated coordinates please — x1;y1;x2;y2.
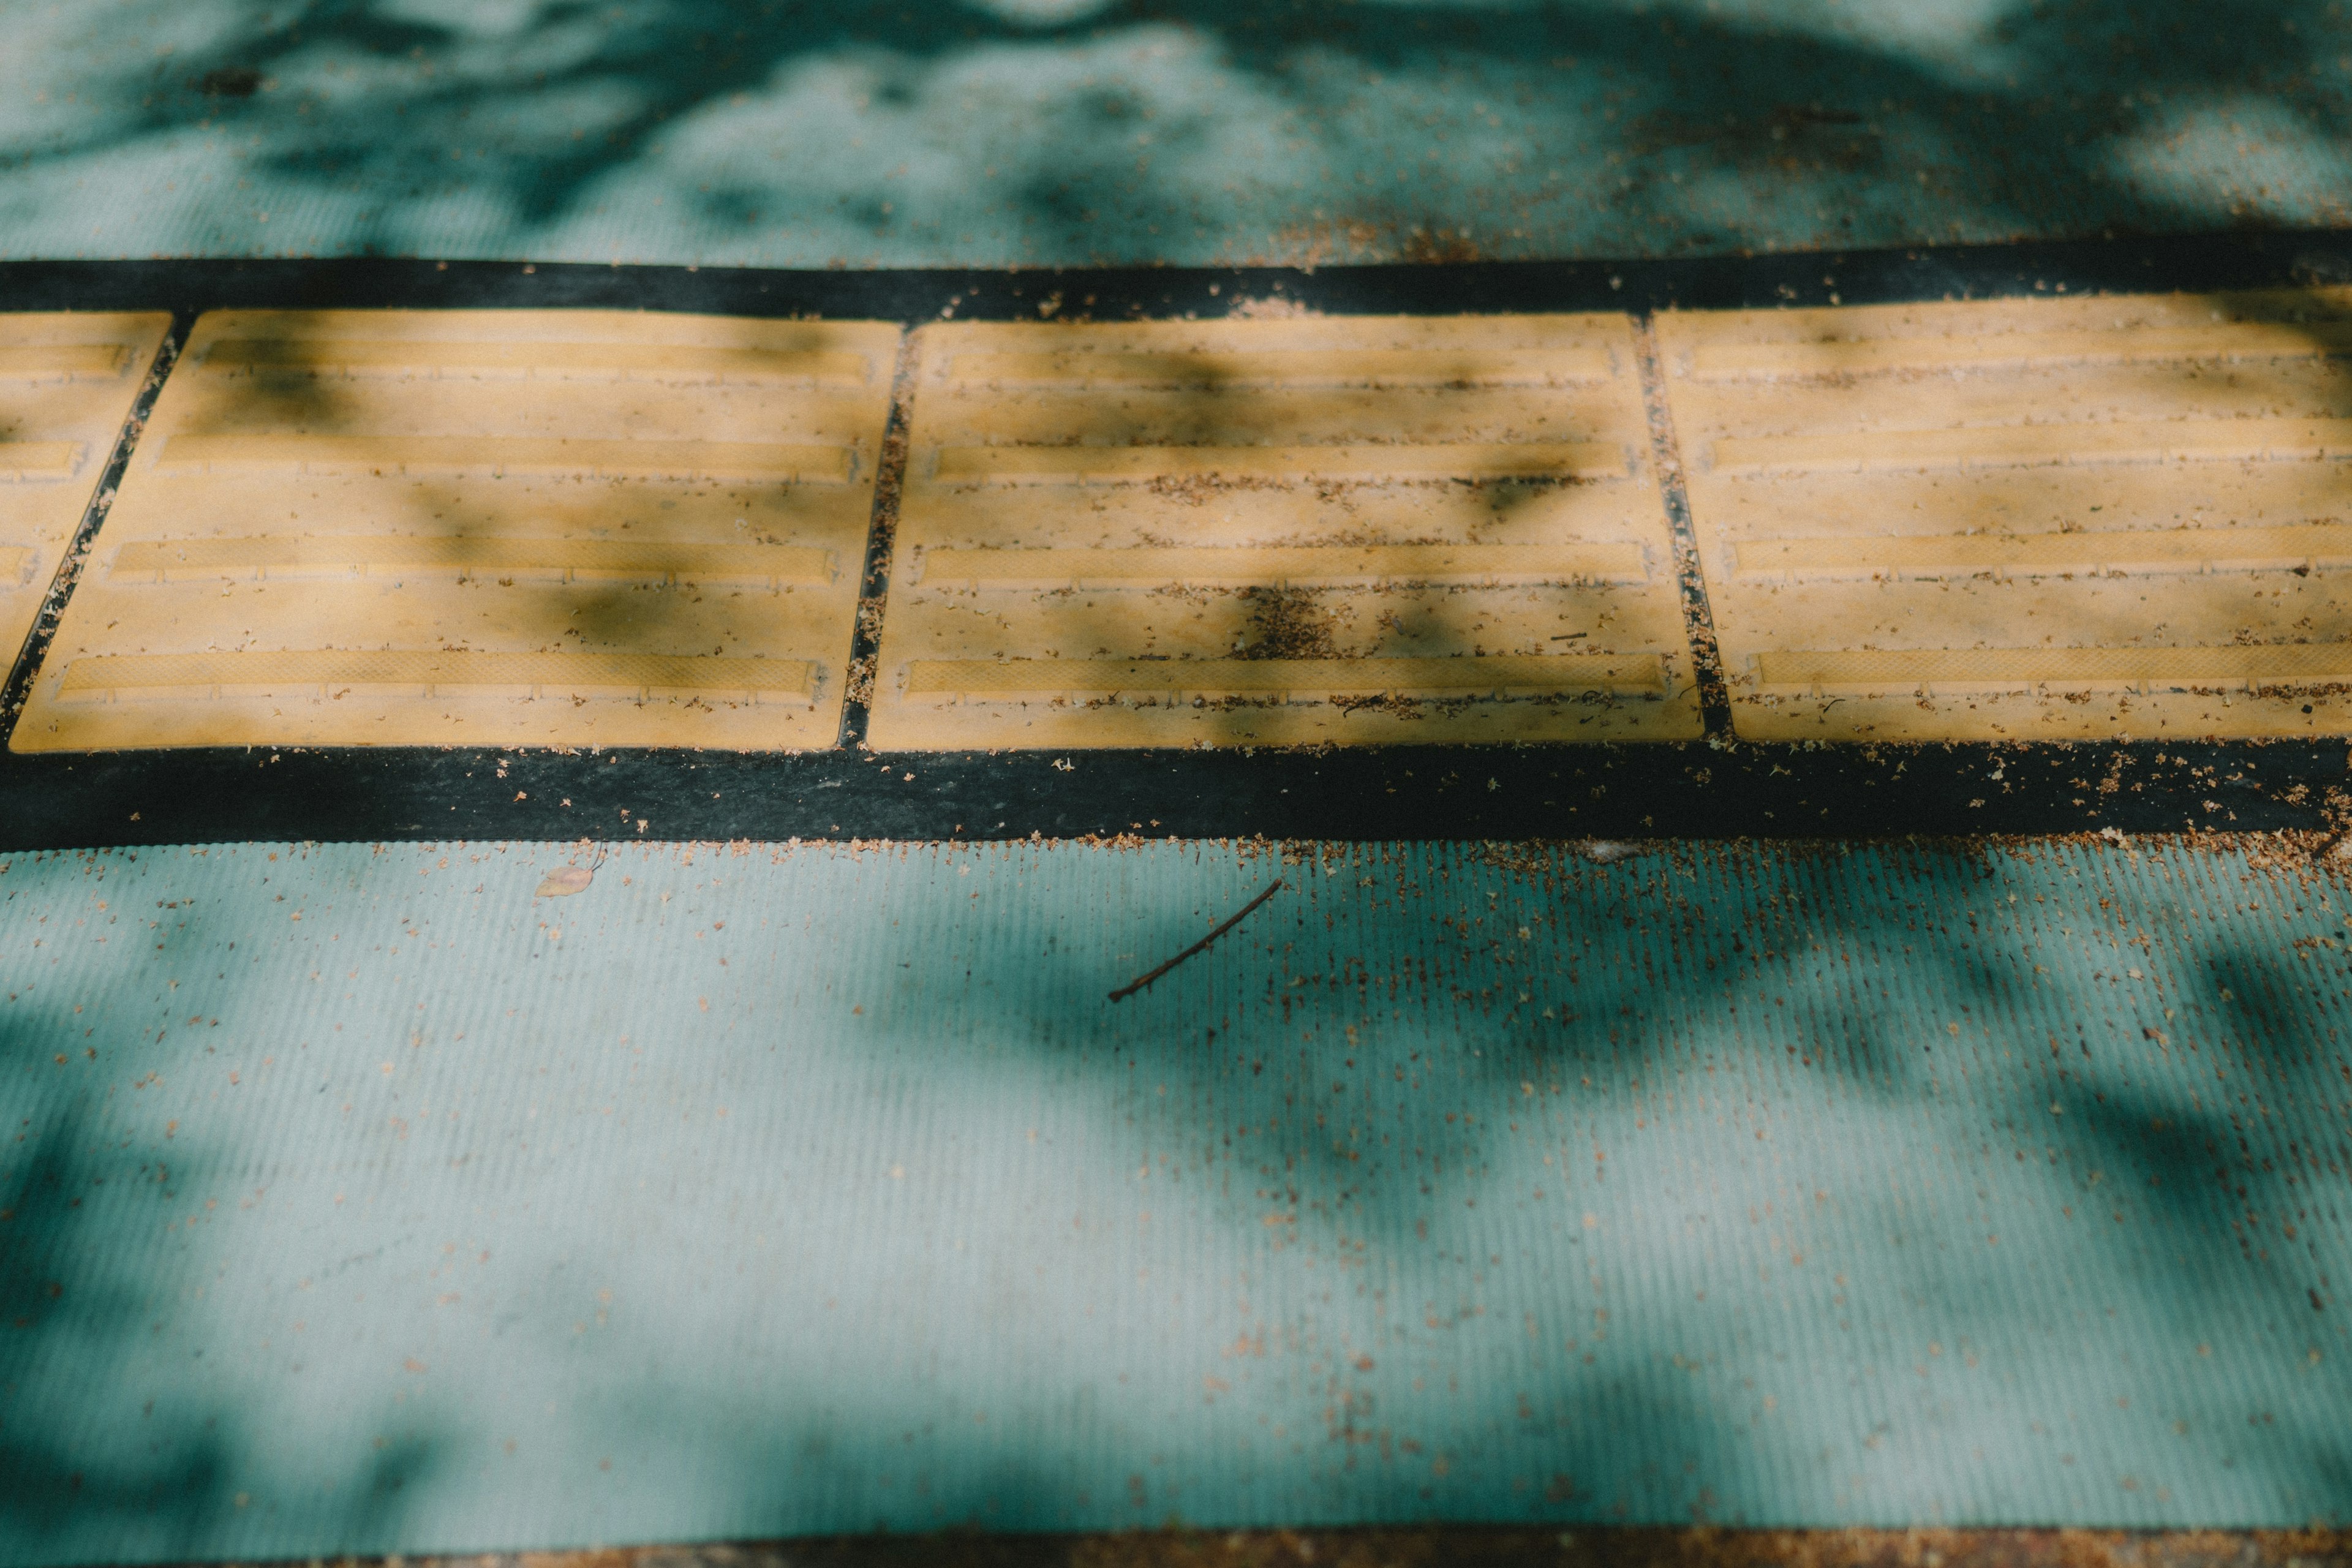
2;738;2333;850
2;229;2349;850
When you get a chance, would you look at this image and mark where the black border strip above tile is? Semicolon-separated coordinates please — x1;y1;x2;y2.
3;225;2349;322
1;230;2348;850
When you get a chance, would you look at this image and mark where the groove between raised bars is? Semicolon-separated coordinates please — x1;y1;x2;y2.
914;543;1648;588
928;441;1629;484
940;348;1618;387
56;650;818;703
155;435;858;481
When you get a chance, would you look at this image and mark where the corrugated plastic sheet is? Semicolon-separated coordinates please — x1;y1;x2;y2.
1;838;2347;1564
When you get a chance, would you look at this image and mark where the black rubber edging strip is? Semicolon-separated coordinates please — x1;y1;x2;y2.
1;225;2348;322
0;736;2334;852
1;228;2348;849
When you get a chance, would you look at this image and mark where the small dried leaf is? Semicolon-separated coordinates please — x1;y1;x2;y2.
535;865;594;898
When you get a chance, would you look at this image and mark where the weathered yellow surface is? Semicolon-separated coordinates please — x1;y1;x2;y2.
867;314;1698;749
0;313;170;671
13;311;897;752
1659;290;2352;742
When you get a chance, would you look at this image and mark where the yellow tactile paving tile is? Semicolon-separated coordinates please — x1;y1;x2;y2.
866;315;1698;750
0;313;170;668
12;311;897;752
1659;290;2352;743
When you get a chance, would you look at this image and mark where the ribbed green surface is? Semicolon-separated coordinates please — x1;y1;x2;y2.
2;839;2346;1564
5;1;2348;266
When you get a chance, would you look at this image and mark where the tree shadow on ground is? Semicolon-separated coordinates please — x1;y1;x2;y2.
0;890;445;1566
2;836;2350;1551
4;0;2347;264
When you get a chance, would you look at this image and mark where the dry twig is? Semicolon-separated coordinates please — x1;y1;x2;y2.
1109;880;1285;1003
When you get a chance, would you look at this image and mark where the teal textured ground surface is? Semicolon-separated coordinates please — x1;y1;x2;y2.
2;837;2346;1563
4;0;2349;268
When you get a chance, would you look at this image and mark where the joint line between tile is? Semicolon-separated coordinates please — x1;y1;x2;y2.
0;312;192;750
1632;312;1733;737
837;327;922;751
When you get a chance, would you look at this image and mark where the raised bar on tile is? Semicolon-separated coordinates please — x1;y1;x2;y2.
56;649;819;704
108;536;835;586
1731;524;2352;579
199;339;876;383
1691;322;2352;379
1710;417;2352;475
1754;644;2352;694
905;653;1668;699
155;435;858;481
0;442;85;481
915;543;1647;589
0;344;132;381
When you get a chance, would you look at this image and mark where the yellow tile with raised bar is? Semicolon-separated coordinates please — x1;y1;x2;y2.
1659;290;2352;743
13;310;899;752
0;314;171;670
867;314;1697;750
